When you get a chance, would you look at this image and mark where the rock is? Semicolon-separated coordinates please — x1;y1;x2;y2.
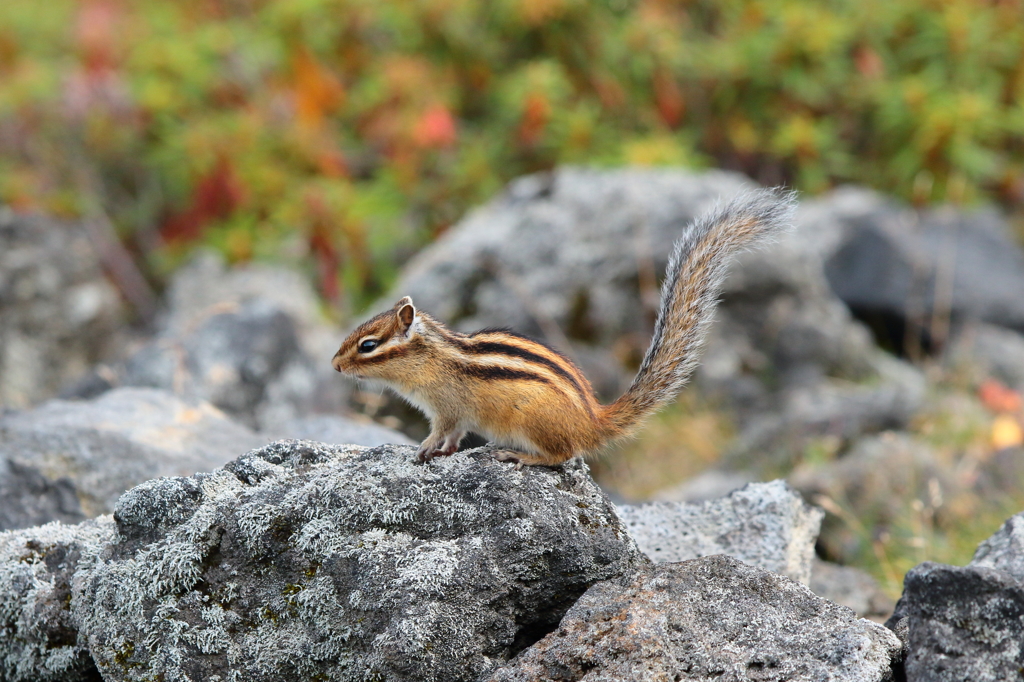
73;441;647;682
278;414;416;447
0;457;86;531
810;558;894;621
949;322;1024;392
887;561;1024;682
651;468;756;503
790;432;953;562
727;353;926;468
0;387;269;527
0;517;114;682
160;252;351;429
616;480;823;585
488;555;902;682
885;511;1024;680
0;207;126;408
387;169;925;469
818;187;1024;335
971;512;1024;579
390;167;756;397
65;251;351;431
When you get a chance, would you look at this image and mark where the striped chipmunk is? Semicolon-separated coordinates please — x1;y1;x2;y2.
332;188;796;467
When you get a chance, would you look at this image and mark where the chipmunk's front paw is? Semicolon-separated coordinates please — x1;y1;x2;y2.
416;440;459;463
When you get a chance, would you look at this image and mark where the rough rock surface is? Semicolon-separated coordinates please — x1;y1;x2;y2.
0;517;114;681
488;555;902;682
887;561;1024;682
73;441;646;682
886;511;1024;681
971;511;1024;579
616;480;823;585
0;387;269;527
0;207;126;408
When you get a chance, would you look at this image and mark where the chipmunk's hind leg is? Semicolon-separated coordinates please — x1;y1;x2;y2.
492;448;573;469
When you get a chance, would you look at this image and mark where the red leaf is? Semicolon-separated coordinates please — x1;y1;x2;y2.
161;157;243;243
413;105;457;148
653;68;685;128
979;379;1023;414
518;93;550;146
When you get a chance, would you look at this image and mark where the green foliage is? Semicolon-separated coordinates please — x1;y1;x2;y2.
1;0;1023;312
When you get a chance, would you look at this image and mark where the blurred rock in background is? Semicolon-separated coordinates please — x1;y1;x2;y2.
0;208;127;409
61;251;351;432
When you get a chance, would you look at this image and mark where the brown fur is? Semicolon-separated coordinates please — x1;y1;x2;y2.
333;189;795;466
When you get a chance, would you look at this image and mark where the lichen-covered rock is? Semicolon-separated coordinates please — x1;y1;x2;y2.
0;517;114;681
75;441;647;682
0;387;269;527
887;561;1024;682
616;480;823;585
488;555;902;682
0;207;126;409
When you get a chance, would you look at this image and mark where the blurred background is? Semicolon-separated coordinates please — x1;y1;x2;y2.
2;0;1024;608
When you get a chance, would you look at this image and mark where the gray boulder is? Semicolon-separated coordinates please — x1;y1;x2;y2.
949;322;1024;393
887;562;1024;682
810;558;894;621
66;251;351;432
0;207;126;409
616;480;823;585
0;516;114;681
488;555;902;682
0;387;269;527
971;511;1024;579
387;169;925;468
277;414;415;447
886;510;1024;681
73;441;646;682
818;187;1024;334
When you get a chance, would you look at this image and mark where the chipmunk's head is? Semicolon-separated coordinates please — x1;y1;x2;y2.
332;296;425;382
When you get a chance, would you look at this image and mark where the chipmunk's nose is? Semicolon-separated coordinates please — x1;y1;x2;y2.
332;351;345;372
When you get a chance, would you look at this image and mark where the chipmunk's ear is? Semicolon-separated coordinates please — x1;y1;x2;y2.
393;295;413;310
396;298;416;332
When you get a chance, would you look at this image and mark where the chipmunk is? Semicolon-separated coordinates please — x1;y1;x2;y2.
332;187;795;467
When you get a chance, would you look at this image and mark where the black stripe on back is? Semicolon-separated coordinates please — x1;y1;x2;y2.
466;340;591;401
472;328;578;367
460;364;552;384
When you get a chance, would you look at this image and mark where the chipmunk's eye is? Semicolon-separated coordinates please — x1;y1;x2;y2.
358;339;379;353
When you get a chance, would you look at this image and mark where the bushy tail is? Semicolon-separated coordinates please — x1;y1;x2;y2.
601;187;797;439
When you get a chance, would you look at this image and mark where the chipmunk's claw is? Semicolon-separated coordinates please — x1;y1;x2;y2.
416;441;459;464
493;449;526;470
